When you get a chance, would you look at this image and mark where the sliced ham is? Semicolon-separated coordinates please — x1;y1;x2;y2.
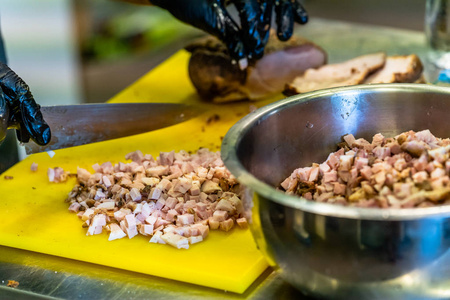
363;55;423;84
284;53;425;96
284;53;386;95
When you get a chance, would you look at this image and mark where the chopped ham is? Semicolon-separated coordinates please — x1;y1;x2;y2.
30;162;38;172
281;130;450;208
97;201;115;210
177;214;194;225
220;219;234;231
66;148;247;249
108;223;127;241
236;217;248;229
149;231;166;244
213;210;228;222
201;180;222;194
48;167;68;183
161;232;189;249
189;235;203;244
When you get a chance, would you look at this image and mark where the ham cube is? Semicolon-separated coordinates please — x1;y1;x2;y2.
92;214;106;228
213;210;228;222
97;201;115;210
431;168;446;179
155;198;166;210
193;224;209;238
154;218;171;228
199;192;208;202
339;155;354;171
145;215;157;225
164;197;178;210
87;224;102;236
201;180;222;194
159;151;175;166
177;214;194;225
308;166;320;182
296;167;311;181
166;209;178;222
68;202;81;213
82;209;95;221
197;166;208;178
354;157;368;169
149;231;166;244
125;150;145;163
114;209;128;222
94;190;106;200
161;232;189;249
196;202;208;211
190;180;201;196
343;134;356;147
92;163;102;173
108;223;126;241
319;163;331;174
322;170;338;183
189;235;203;244
215;199;235;214
208;218;220;230
125;226;138;239
146;166;169;177
173;177;192;193
236;217;248;229
129;188;142;202
77;167;92;184
219;219;234;231
139;224;154;236
102;175;112;188
30;162;38;172
101;161;114;174
149;187;162;200
141;177;160;186
124;214;136;228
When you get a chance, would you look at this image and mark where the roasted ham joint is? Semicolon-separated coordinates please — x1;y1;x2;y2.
63;149;248;249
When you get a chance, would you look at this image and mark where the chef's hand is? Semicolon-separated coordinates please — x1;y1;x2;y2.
149;0;308;62
0;62;51;146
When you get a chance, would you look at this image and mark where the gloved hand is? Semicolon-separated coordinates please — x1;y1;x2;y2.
0;62;51;146
150;0;308;62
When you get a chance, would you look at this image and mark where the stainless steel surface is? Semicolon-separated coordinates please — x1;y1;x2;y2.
24;103;198;154
222;84;450;299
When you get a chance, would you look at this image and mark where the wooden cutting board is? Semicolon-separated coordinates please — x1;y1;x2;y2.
0;50;283;293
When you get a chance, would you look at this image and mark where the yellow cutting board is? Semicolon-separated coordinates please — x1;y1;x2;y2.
0;50;283;293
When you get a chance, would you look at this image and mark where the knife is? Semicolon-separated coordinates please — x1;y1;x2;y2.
14;103;199;154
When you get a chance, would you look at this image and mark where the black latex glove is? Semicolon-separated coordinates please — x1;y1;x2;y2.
0;62;51;146
150;0;308;62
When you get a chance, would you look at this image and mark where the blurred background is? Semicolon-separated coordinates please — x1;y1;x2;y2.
1;0;425;106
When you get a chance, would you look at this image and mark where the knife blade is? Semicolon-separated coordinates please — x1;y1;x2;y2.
24;103;200;154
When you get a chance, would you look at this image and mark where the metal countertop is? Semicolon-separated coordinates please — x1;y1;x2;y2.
0;18;433;300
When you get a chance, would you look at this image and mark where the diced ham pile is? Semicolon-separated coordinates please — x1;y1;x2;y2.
66;148;248;249
281;130;450;208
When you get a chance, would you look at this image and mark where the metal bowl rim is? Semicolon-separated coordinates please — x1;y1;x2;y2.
221;83;450;221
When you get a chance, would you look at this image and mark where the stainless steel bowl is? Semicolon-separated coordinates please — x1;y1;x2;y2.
221;84;450;299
